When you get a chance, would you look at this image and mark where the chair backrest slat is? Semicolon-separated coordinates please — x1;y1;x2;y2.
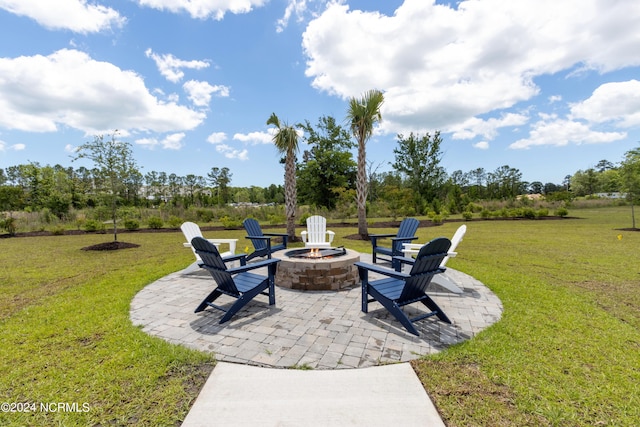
441;224;466;267
191;237;239;294
391;217;420;252
401;237;451;301
181;221;204;260
243;218;267;251
306;215;327;244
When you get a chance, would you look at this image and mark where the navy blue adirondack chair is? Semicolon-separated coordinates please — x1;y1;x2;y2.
356;237;452;336
243;218;288;262
370;217;420;271
191;237;280;324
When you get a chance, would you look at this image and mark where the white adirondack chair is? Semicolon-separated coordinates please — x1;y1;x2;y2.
300;215;335;248
180;222;239;273
402;224;467;294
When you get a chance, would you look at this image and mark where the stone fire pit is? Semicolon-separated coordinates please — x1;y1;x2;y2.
273;247;360;291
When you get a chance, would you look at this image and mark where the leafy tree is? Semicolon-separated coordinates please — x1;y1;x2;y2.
346;89;384;238
620;146;640;229
72;131;140;241
297;116;356;209
595;159;615;172
392;131;446;208
207;167;232;205
183;174;205;207
268;112;300;241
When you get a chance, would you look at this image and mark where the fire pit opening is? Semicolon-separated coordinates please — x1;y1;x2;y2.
284;247;347;259
274;247;360;291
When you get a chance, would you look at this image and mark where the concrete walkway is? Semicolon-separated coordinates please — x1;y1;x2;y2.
130;253;502;426
181;361;445;427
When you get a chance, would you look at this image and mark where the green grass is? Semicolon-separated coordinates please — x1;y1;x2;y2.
413;208;640;426
0;208;638;425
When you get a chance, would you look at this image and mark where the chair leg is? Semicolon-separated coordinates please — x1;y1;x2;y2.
218;283;270;324
419;296;452;324
267;263;277;306
368;286;420;336
195;288;223;313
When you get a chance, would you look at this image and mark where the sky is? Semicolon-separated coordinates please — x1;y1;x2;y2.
1;0;640;188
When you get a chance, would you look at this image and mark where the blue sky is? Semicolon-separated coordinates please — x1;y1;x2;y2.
1;0;639;188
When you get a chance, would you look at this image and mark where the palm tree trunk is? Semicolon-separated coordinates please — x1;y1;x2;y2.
285;151;297;241
357;138;368;238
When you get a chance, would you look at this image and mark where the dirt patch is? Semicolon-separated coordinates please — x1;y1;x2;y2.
81;241;140;251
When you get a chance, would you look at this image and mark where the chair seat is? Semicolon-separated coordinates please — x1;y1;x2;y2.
234;272;269;293
370;278;405;300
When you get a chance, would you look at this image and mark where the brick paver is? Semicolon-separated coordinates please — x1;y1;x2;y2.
130;254;502;369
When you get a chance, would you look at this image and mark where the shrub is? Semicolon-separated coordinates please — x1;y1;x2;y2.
536;208;549;218
299;212;311;226
50;225;66;235
168;215;183;228
480;209;492;219
268;214;285;225
220;216;242;229
431;214;443;225
195;209;214;223
84;219;105;232
147;216;164;229
124;219;140;231
555;207;569;217
522;207;536;219
0;216;17;235
462;210;473;221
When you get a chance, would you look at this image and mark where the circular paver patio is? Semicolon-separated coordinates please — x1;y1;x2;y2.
130;254;502;369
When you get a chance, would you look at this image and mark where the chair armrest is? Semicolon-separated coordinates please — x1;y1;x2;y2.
391;236;419;242
265;232;288;246
245;235;271;240
222;253;247;264
301;231;308;242
402;243;423;250
327;230;335;243
369;233;396;239
354;262;410;280
393;255;418;266
227;258;280;274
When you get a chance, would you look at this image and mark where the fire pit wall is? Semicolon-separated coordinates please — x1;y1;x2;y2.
274;249;360;291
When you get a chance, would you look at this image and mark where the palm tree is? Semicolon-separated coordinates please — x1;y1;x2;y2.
346;89;384;238
267;112;300;241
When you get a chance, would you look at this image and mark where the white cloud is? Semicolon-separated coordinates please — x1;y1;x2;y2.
233;130;275;144
277;0;309;32
207;132;228;144
0;140;25;151
509;114;627;150
473;141;489;150
0;49;206;134
161;132;186;149
302;0;640;136
183;80;230;107
136;133;186;150
64;144;77;153
145;49;210;83
136;0;268;20
450;113;529;140
214;143;249;160
0;0;125;33
569;80;640;128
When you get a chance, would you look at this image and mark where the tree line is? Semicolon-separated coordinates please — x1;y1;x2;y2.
2;118;639;233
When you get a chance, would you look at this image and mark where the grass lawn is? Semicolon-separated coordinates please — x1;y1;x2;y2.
1;207;638;425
